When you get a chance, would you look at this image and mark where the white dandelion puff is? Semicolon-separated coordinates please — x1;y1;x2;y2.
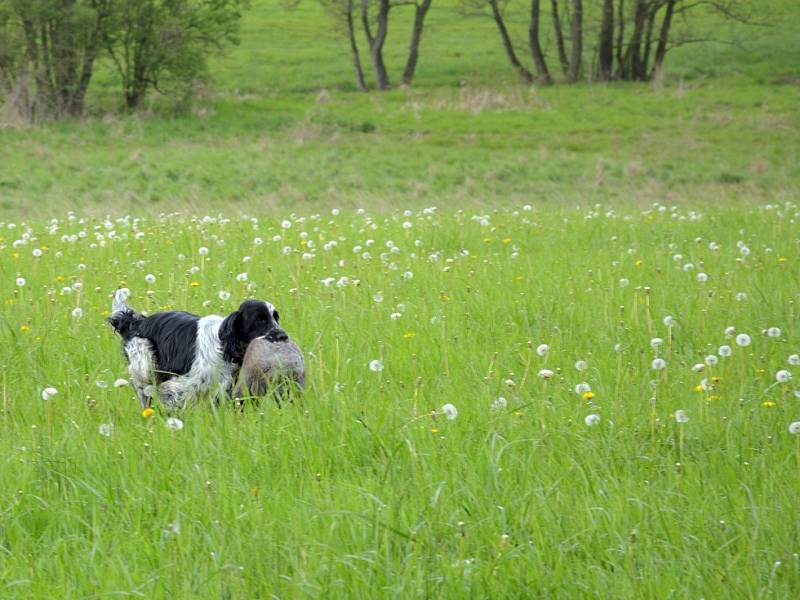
724;326;736;337
113;378;129;388
441;403;458;420
719;345;732;357
144;274;156;284
198;247;209;255
218;290;231;301
575;360;588;372
369;359;384;372
236;272;248;282
537;369;554;379
675;409;689;424
692;363;705;372
705;355;718;366
735;292;747;302
166;417;184;431
736;333;752;347
575;382;591;395
789;421;800;435
618;278;630;288
491;397;508;412
650;338;664;349
696;272;708;283
584;414;601;427
32;248;43;257
788;354;800;366
536;344;549;357
16;277;26;287
98;423;114;437
281;220;292;229
776;370;792;384
651;358;667;371
767;327;781;338
71;307;83;319
663;316;676;327
41;387;58;401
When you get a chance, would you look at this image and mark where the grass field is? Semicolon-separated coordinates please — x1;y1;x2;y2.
0;0;799;215
1;203;799;597
1;0;800;597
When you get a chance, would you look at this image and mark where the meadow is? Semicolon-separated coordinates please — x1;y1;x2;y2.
1;203;799;597
1;0;800;597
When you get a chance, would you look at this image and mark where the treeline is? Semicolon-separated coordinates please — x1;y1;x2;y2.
0;0;247;121
0;0;754;121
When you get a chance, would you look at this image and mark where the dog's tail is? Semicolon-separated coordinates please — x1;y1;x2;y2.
108;288;143;339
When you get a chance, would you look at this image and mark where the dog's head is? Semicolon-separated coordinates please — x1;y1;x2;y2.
219;299;287;363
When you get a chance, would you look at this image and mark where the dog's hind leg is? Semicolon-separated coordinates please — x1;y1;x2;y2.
125;337;156;409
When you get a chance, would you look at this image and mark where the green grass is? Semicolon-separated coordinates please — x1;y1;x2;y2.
1;203;799;597
0;0;799;216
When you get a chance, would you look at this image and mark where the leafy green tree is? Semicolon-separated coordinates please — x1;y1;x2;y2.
102;0;249;110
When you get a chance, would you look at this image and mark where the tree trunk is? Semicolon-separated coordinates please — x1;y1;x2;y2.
651;0;675;78
550;0;568;75
489;0;533;84
614;0;625;78
596;0;614;81
565;0;582;83
530;0;553;83
402;0;433;86
640;2;657;79
362;0;390;90
622;0;648;80
346;0;368;90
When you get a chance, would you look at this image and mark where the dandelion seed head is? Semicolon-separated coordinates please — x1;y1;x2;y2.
166;417;184;431
651;358;667;371
776;370;792;384
736;333;752;347
369;359;383;372
41;387;58;401
675;409;689;424
441;403;458;420
718;345;732;357
584;414;601;427
789;421;800;435
98;423;114;437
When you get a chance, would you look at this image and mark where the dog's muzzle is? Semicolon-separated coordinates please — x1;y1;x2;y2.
265;328;289;343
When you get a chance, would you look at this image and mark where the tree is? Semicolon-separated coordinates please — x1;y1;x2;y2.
401;0;433;86
361;0;391;89
565;0;581;83
319;0;367;90
0;0;113;120
102;0;248;110
529;0;551;83
596;0;613;81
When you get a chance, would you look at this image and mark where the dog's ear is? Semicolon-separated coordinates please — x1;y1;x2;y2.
219;311;241;363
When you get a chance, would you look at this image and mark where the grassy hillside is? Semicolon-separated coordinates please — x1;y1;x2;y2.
0;0;798;216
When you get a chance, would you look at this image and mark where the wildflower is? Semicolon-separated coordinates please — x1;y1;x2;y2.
253;237;263;246
663;316;676;327
776;370;792;384
735;333;751;347
98;423;114;437
537;369;554;379
32;248;43;257
696;272;708;283
15;277;25;287
281;220;292;229
618;278;630;288
145;274;156;284
788;354;800;366
705;355;718;366
575;360;588;371
735;292;747;301
692;363;705;372
719;345;732;357
761;401;777;408
369;359;383;372
724;326;736;337
218;290;231;301
584;414;601;427
390;312;402;320
142;407;155;418
711;376;721;383
675;410;689;424
651;358;667;371
199;247;209;255
402;331;415;339
190;281;200;287
536;343;549;357
71;307;83;319
571;383;589;397
582;391;595;401
650;338;663;349
683;263;695;272
635;259;643;267
166;417;184;431
113;378;129;388
766;327;781;338
491;397;507;412
41;387;58;401
403;271;413;280
441;403;458;420
236;272;248;282
373;291;383;303
789;421;800;435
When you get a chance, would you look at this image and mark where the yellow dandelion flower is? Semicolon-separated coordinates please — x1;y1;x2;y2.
430;428;440;434
777;257;786;263
761;401;776;408
142;407;155;418
635;259;643;267
695;384;703;393
19;324;31;332
502;238;512;244
757;368;765;375
439;292;450;302
514;411;524;417
12;252;19;259
190;281;200;287
711;376;721;383
582;391;595;400
483;237;491;243
56;275;65;282
709;395;720;401
403;331;416;339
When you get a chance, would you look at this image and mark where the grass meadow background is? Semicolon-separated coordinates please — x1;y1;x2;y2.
1;0;800;597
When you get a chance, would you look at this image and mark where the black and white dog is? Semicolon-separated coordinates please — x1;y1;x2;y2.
108;288;287;409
